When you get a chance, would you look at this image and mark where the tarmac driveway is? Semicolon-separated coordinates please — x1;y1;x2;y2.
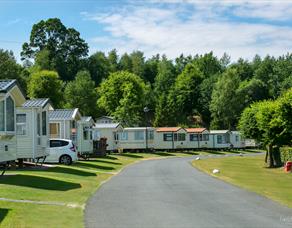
85;155;292;228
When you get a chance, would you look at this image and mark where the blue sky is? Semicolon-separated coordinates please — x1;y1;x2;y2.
1;0;292;62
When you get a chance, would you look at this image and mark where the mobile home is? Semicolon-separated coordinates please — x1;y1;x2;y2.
185;128;211;149
209;130;231;148
230;131;245;148
49;108;81;146
95;116;115;124
0;80;26;163
93;123;123;151
77;116;94;154
16;98;53;160
118;127;155;151
154;127;187;150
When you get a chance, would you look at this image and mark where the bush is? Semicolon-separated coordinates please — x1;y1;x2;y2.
280;147;292;163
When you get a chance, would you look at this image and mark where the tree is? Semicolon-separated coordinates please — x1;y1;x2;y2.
130;51;145;79
21;18;88;81
144;54;160;84
28;70;64;108
97;71;148;126
108;49;119;73
210;68;241;129
87;51;110;85
239;89;292;167
153;56;177;126
167;63;203;125
0;49;27;89
119;53;132;72
64;71;98;117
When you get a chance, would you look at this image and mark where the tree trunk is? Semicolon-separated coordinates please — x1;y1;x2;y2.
266;144;282;168
272;146;282;167
266;144;274;168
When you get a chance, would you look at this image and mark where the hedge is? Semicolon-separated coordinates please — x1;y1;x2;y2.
280;147;292;163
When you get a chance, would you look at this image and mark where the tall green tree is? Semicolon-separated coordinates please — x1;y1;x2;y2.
64;70;98;117
153;56;176;126
0;49;27;89
87;51;110;85
108;49;119;73
21;18;88;81
97;71;148;126
167;63;203;125
119;53;132;72
144;54;160;84
130;51;145;79
28;70;63;108
210;68;241;129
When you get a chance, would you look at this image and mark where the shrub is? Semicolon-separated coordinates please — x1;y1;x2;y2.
280;147;292;163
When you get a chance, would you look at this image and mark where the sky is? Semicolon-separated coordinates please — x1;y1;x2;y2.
1;0;292;62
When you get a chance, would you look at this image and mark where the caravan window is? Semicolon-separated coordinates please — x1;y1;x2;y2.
190;134;198;141
37;113;41;136
134;131;144;140
148;130;154;140
178;133;185;141
217;135;223;144
0;100;4;131
120;132;128;140
163;133;173;141
42;111;47;136
16;114;27;135
50;123;59;136
6;96;14;131
200;134;209;141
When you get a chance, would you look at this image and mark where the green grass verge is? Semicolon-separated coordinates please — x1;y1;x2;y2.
0;150;262;227
192;155;292;208
0;151;198;227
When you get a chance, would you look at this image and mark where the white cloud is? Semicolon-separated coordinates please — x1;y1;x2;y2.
84;1;292;61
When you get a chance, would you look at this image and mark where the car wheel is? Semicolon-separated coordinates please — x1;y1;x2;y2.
59;155;72;165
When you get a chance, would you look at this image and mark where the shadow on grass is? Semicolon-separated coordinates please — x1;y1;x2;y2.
151;152;175;156
243;149;264;153
179;151;199;155
119;154;144;158
201;150;226;155
18;166;96;177
86;159;122;165
74;162;115;171
0;175;81;191
99;155;118;160
0;208;10;223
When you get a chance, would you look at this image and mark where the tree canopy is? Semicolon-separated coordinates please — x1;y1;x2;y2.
97;71;149;126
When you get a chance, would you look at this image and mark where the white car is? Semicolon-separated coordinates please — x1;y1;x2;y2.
46;139;78;165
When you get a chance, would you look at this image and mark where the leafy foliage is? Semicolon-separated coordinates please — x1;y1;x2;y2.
21;18;88;81
97;71;148;126
27;70;63;108
64;71;98;117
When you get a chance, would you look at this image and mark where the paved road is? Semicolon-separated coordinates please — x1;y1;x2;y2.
85;155;292;228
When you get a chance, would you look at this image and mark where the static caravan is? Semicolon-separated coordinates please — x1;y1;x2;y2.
16;98;53;160
154;127;187;150
77;116;94;154
230;131;245;148
93;123;123;151
0;80;26;163
185;128;211;149
95;116;115;124
49;108;81;147
118;127;155;151
209;130;231;149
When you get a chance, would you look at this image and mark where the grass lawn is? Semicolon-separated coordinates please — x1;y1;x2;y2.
0;151;198;228
0;150;262;227
192;155;292;208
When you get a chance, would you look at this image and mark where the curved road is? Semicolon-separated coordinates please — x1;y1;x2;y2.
85;156;292;228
